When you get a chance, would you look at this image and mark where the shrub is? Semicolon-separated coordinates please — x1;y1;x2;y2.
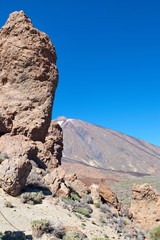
100;204;109;213
71;193;81;202
99;216;106;224
149;225;160;240
21;191;44;205
75;213;83;219
74;207;91;218
31;219;64;239
81;195;93;204
63;231;87;240
62;196;73;204
94;202;100;208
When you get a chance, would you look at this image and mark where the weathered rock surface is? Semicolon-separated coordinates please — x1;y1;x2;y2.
0;135;35;196
98;181;120;209
37;122;63;169
90;184;101;203
44;166;66;196
0;11;60;196
129;183;160;229
0;11;58;142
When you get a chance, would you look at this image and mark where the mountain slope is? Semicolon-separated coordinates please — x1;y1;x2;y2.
54;117;160;174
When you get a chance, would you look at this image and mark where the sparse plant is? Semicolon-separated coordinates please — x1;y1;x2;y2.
100;203;109;213
71;192;81;202
21;191;44;205
31;219;64;239
91;221;96;225
63;231;87;240
81;223;86;226
74;207;91;218
99;216;106;224
81;195;93;204
75;213;83;219
94;202;100;208
149;225;160;240
62;196;73;204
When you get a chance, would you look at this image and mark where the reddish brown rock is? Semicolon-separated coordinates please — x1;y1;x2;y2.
0;11;61;196
129;183;160;229
67;179;90;197
98;181;120;209
0;11;58;142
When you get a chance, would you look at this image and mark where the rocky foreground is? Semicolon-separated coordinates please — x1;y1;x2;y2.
0;11;160;240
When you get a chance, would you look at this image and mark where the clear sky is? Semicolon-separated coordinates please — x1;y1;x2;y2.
1;1;160;146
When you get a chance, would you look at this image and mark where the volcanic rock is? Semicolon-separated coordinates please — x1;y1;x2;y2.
0;11;60;196
129;183;160;229
0;11;58;142
98;181;120;209
44;166;66;196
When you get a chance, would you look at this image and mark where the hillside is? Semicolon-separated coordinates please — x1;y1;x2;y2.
54;117;160;175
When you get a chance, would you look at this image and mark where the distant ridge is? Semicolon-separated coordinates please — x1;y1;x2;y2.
54;117;160;174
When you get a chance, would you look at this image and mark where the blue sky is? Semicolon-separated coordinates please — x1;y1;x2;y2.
1;1;160;146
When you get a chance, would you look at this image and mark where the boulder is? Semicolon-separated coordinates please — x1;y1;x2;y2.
44;167;65;196
67;179;90;197
98;181;120;209
89;184;101;203
0;11;58;142
129;183;160;229
0;134;35;195
0;157;31;196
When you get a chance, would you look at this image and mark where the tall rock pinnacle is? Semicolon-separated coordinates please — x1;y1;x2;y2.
0;11;61;196
0;11;58;142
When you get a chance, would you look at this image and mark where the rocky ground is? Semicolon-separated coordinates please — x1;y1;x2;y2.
0;187;144;240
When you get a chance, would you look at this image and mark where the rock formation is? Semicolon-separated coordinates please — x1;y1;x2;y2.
0;11;120;208
129;183;160;229
98;181;120;209
0;11;58;142
0;11;60;196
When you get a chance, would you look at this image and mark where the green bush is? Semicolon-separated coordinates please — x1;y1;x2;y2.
74;207;91;218
149;225;160;240
62;196;73;204
71;193;81;202
99;216;106;224
94;202;101;208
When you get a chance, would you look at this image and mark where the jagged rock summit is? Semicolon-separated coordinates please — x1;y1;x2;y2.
0;11;60;196
0;11;58;142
